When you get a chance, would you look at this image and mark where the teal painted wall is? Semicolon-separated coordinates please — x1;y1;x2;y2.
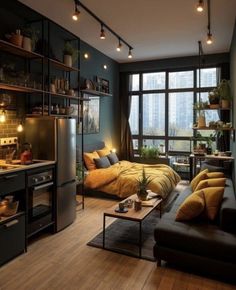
79;41;120;151
230;21;236;184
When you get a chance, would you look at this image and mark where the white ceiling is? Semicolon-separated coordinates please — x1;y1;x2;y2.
19;0;236;63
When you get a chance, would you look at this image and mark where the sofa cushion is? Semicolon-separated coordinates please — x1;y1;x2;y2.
195;178;226;191
176;190;205;221
203;187;224;220
207;172;225;179
190;169;208;191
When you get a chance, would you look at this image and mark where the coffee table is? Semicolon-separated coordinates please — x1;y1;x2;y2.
102;194;163;258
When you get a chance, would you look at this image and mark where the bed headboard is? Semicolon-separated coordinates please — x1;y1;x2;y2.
83;141;105;153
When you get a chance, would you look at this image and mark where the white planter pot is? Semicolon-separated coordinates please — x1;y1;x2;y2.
63;54;72;67
22;36;32;51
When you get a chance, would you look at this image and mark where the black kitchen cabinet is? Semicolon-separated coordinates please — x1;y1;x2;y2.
0;213;25;266
0;171;25;195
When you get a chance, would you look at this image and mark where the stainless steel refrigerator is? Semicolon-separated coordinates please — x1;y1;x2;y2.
25;117;77;232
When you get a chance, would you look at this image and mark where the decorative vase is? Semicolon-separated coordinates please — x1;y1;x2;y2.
22;36;32;51
63;54;72;67
198;115;206;128
10;33;23;47
221;100;230;109
137;189;148;201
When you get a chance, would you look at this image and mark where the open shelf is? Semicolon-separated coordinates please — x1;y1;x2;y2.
47;91;79;100
0;82;44;93
81;89;112;97
193;127;234;131
49;58;79;72
0;39;44;59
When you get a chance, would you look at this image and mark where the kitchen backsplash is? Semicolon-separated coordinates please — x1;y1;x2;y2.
0;111;21;159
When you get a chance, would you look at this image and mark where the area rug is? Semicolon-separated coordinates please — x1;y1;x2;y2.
87;181;188;261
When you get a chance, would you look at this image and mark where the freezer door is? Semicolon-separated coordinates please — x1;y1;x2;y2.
56;181;76;232
57;118;76;185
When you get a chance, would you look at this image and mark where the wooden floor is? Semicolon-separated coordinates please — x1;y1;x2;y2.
0;196;235;290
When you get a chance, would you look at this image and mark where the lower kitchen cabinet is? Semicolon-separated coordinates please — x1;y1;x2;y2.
0;213;25;266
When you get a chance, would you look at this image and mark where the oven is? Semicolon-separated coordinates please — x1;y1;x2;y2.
27;168;54;237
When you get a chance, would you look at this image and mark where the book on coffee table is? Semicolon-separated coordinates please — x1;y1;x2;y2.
146;190;162;200
141;199;156;207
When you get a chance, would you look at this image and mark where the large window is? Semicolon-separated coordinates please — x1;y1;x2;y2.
129;67;219;154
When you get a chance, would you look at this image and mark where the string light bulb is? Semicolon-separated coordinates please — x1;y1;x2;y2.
196;0;204;12
17;122;23;132
0;110;6;123
128;47;133;59
100;24;105;39
116;38;122;52
206;32;213;44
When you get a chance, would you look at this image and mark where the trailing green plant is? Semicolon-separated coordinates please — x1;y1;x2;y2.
139;146;159;159
217;79;232;100
193;101;208;116
63;42;79;63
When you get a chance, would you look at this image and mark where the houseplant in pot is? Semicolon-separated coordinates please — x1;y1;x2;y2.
136;168;151;201
217;79;232;109
63;42;78;67
208;88;220;108
21;26;39;52
193;101;208;128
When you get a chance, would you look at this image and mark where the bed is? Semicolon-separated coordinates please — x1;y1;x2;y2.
83;142;181;199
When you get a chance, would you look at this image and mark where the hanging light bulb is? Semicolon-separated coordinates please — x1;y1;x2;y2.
100;24;106;39
72;2;80;21
17;122;23;132
206;32;213;44
128;47;133;59
196;0;204;12
116;38;122;52
0;110;6;123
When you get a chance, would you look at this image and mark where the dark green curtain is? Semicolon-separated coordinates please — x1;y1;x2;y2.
120;73;133;160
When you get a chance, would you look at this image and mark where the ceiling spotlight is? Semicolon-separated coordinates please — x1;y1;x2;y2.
128;47;133;59
103;64;107;70
84;53;89;59
72;2;80;21
206;32;213;44
196;0;204;12
116;38;122;52
100;24;105;40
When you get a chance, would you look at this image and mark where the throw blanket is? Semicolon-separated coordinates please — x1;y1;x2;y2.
84;160;181;199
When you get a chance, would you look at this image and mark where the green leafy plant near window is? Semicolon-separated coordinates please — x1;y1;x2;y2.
217;79;232;101
139;146;160;159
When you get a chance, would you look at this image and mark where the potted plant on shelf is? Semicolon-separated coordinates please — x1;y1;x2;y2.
136;168;151;201
21;26;39;52
208;88;220;109
63;42;79;67
217;79;232;109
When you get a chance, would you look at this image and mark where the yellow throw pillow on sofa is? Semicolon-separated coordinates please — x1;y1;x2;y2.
195;178;226;191
202;187;224;220
190;169;208;191
206;172;225;179
96;146;111;157
83;151;100;171
175;190;205;221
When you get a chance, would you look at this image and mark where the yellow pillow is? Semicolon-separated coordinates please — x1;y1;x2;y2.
190;169;208;191
83;151;100;171
96;146;111;157
202;187;224;220
206;172;225;179
195;178;226;191
175;190;205;221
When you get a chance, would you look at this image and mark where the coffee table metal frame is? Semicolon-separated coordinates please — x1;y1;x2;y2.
102;195;162;258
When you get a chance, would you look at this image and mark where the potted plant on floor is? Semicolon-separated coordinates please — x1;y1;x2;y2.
137;168;151;201
63;42;79;67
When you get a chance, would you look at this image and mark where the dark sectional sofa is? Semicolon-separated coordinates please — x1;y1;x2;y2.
153;178;236;280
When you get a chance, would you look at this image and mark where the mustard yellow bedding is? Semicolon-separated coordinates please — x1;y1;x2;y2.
84;160;181;199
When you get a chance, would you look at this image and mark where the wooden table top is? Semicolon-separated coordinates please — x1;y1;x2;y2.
103;194;162;221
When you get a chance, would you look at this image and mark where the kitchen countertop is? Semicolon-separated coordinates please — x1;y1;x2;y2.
0;160;56;175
